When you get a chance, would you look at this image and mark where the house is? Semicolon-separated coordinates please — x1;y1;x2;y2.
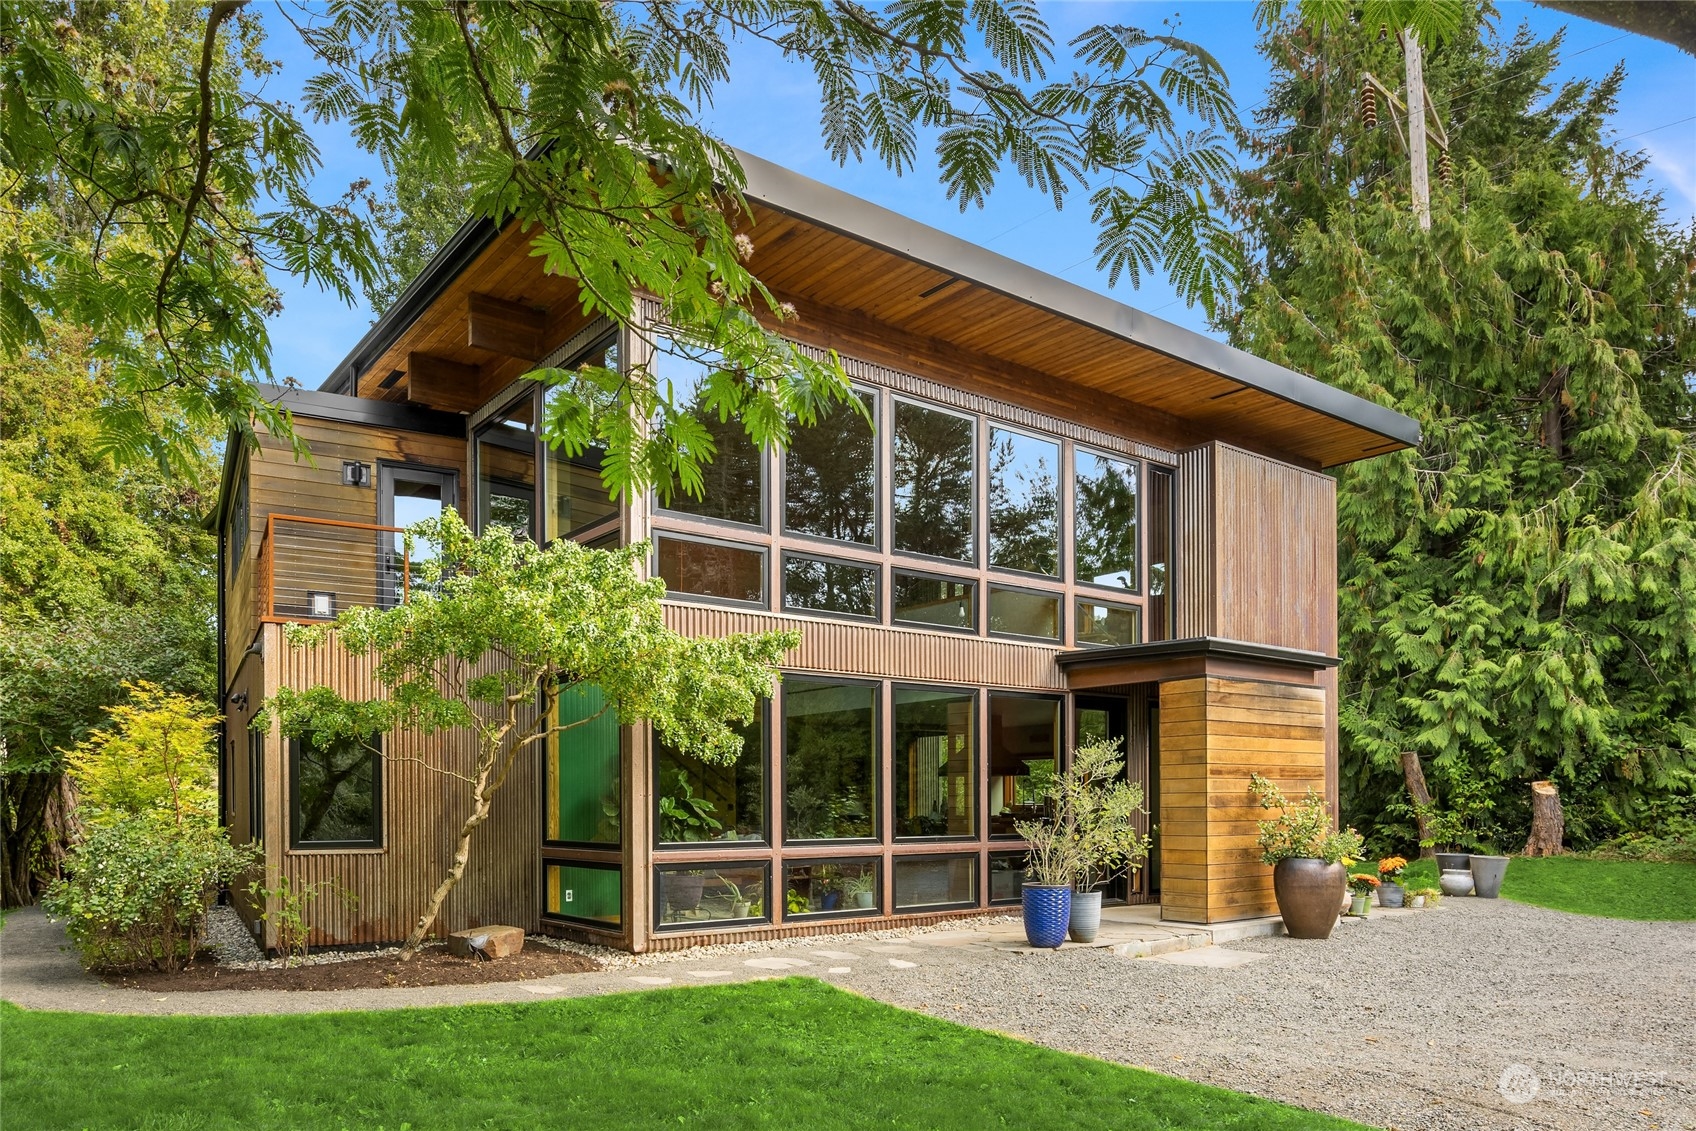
213;150;1419;953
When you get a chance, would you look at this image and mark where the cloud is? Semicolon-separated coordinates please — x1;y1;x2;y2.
1643;137;1696;225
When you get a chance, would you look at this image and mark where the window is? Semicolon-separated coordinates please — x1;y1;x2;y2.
785;390;876;545
894;855;976;910
658;862;767;927
892;400;975;561
783;679;877;841
892;571;974;631
545;861;622;928
656;535;764;604
546;684;620;846
988;428;1059;575
894;687;975;838
989;852;1028;904
1077;601;1140;647
655;715;765;844
1147;466;1174;640
654;342;763;527
290;733;381;848
1074;449;1139;590
227;468;249;581
988;587;1060;640
783;859;879;917
247;728;264;845
378;463;458;605
783;554;877;619
476;397;537;538
988;694;1059;838
544;336;621;542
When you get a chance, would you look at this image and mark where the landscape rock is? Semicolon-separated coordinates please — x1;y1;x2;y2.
445;925;525;959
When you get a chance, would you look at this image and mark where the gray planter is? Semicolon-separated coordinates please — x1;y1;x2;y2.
1378;880;1405;908
1435;852;1472;873
1470;855;1510;898
1439;868;1474;897
1068;889;1103;943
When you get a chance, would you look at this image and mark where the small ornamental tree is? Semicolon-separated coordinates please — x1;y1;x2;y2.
64;682;219;831
262;511;797;958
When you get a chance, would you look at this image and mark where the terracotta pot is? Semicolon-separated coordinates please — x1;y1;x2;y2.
1272;858;1347;939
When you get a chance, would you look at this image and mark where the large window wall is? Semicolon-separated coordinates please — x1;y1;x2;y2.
647;343;1169;646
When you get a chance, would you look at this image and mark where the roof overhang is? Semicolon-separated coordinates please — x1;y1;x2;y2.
1057;636;1338;689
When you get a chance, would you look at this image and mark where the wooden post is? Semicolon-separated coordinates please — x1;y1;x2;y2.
1524;780;1565;857
1403;31;1431;230
1401;750;1434;858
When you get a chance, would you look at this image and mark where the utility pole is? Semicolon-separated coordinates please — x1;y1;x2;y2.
1403;30;1431;230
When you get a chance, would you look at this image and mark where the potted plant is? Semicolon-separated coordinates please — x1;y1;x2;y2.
712;873;755;919
841;871;877;910
1015;740;1151;945
1406;887;1440;909
1376;856;1408;908
1470;849;1510;898
1249;774;1365;940
1347;873;1380;917
658;772;722;843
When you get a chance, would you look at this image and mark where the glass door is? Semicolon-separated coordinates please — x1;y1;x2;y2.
378;463;458;605
1074;695;1130;903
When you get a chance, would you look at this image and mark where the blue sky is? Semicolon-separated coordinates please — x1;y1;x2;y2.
255;1;1696;389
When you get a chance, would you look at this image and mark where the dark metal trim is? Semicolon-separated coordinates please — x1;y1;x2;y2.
1054;635;1340;671
258;384;468;437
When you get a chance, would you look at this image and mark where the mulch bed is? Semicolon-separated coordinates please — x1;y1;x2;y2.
102;945;600;992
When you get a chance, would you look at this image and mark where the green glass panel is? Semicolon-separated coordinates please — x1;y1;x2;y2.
545;862;622;926
549;683;621;845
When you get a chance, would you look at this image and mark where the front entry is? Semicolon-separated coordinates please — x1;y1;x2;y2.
1075;696;1136;903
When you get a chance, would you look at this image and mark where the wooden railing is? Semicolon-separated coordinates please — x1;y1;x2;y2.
258;514;411;621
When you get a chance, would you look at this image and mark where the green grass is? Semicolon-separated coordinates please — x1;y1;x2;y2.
1395;855;1696;920
0;979;1363;1130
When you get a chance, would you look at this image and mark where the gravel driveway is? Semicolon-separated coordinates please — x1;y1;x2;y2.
6;899;1691;1130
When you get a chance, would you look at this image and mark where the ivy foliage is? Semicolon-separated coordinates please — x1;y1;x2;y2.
1233;7;1696;850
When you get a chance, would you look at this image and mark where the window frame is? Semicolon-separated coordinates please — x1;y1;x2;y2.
471;388;541;539
543;859;625;931
779;855;884;922
780;674;882;847
985;422;1062;581
1071;443;1144;596
892;851;980;913
288;733;383;851
652;531;769;610
890;567;979;634
986;583;1064;643
653;860;771;931
986;690;1065;842
889;394;979;567
653;704;772;850
780;551;882;623
890;682;980;843
650;337;771;534
1074;598;1143;648
780;384;881;550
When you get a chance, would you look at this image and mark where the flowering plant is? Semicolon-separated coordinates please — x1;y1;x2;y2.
1347;873;1381;895
1377;856;1408;881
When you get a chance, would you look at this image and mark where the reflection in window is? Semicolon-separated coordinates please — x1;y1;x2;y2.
1077;601;1140;647
655;716;764;844
476;397;536;538
894;687;975;838
783;554;877;619
783;679;876;841
784;859;878;916
894;855;976;909
1075;449;1139;589
546;683;620;845
1147;466;1174;640
785;390;876;544
893;400;974;561
291;734;381;847
988;694;1059;837
544;336;621;541
658;862;767;926
545;862;622;927
989;852;1029;903
892;572;974;631
988;587;1060;639
656;536;764;604
988;428;1059;575
654;342;763;526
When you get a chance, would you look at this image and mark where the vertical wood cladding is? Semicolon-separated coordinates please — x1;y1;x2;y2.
1158;677;1327;925
248;623;541;948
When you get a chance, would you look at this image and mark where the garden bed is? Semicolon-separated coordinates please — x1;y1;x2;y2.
102;944;599;992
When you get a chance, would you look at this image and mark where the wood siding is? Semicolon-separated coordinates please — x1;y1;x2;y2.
1158;677;1327;925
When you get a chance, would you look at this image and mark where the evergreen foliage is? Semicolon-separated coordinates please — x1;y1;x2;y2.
1233;6;1696;850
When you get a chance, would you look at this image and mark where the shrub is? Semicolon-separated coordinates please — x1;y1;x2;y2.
65;681;219;829
44;817;256;970
1249;773;1365;866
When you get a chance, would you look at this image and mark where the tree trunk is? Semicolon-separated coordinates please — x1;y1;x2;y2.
1;771;78;907
1523;780;1565;857
398;753;499;960
1401;750;1435;859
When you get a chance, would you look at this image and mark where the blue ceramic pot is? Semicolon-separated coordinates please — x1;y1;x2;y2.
1022;884;1072;949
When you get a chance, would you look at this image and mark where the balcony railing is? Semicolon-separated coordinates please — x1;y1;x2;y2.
258;515;411;621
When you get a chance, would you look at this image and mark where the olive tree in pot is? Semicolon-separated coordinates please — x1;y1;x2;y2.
1248;774;1365;940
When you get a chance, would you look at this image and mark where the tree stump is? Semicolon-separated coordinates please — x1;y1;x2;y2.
1523;780;1565;857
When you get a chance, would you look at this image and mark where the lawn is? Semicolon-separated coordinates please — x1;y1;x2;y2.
0;979;1363;1131
1396;855;1696;920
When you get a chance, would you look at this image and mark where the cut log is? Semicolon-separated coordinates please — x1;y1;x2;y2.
1401;750;1435;859
1524;780;1565;857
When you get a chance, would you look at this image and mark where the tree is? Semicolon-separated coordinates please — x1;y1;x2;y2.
0;320;218;907
263;511;796;957
6;1;1243;493
1232;8;1696;850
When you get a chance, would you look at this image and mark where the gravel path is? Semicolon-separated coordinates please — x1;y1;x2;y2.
6;900;1691;1130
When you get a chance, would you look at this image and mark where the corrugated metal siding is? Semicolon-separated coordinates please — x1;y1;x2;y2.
254;623;540;948
1175;446;1216;638
662;603;1067;691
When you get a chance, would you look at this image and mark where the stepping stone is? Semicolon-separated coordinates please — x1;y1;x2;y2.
1149;947;1267;968
520;983;563;995
865;944;920;955
810;949;861;960
912;931;988;948
744;956;813;970
828;966;852;974
887;958;918;969
684;970;733;979
628;976;674;986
